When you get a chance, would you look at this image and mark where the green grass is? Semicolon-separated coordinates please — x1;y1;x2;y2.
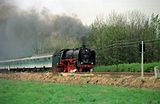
0;79;160;104
94;62;160;72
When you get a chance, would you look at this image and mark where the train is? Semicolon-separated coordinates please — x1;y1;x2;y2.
0;46;96;72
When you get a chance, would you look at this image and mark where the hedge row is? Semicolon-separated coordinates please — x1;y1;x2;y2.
94;62;160;72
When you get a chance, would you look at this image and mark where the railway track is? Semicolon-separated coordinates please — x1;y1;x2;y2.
75;72;154;77
52;72;155;77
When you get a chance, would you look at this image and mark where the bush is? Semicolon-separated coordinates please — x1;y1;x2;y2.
94;62;160;72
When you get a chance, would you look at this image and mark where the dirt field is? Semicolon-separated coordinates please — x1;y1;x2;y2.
0;72;160;89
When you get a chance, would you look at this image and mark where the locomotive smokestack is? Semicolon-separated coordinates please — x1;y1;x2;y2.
82;44;86;48
81;36;87;48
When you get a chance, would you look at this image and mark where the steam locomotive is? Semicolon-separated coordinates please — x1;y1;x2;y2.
52;45;96;72
0;46;96;72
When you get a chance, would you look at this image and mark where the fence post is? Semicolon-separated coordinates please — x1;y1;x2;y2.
154;66;160;78
141;41;144;78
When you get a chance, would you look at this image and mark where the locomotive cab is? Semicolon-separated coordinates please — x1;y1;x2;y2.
52;51;62;72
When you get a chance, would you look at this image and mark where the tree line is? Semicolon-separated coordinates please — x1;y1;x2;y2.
88;11;160;65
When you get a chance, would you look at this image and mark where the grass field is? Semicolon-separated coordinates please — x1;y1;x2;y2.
0;79;160;104
94;62;160;72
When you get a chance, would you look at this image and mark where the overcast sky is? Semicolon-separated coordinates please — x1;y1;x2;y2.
15;0;160;25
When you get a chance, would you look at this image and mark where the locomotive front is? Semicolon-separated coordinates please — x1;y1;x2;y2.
76;47;96;72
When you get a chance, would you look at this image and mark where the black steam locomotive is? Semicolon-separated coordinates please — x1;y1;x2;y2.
52;46;96;72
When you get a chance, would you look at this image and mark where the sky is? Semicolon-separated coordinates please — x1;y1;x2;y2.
15;0;160;25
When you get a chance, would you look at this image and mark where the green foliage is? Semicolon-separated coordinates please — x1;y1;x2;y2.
94;62;160;72
88;11;160;65
0;79;160;104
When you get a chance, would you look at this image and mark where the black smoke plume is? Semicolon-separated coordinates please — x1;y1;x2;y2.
0;1;89;60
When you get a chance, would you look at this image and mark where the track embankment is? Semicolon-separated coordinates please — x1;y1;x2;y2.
0;72;160;89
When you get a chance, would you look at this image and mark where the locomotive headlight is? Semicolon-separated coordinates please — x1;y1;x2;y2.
81;62;83;64
91;62;93;65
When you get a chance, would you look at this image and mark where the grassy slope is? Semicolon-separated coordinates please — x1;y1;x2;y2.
94;62;160;72
0;79;160;104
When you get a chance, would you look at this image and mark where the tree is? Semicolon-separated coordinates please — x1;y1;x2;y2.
88;10;160;65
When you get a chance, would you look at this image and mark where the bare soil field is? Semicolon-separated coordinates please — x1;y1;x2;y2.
0;72;160;89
